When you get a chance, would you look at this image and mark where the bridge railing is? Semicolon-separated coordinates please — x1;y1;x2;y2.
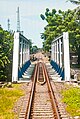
12;32;30;82
51;32;70;81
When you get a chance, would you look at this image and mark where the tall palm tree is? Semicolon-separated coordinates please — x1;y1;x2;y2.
67;0;80;5
67;0;80;19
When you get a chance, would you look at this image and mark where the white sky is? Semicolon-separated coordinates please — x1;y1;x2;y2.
0;0;76;48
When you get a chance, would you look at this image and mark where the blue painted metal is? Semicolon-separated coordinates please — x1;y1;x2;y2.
60;69;64;80
50;60;64;80
18;60;31;78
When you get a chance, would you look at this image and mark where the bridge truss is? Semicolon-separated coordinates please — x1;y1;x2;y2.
12;32;30;82
51;32;70;81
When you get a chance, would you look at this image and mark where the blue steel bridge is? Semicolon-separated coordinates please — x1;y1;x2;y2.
12;32;70;82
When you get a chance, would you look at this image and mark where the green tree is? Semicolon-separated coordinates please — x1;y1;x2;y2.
40;8;80;64
32;45;38;54
67;1;80;65
0;26;13;81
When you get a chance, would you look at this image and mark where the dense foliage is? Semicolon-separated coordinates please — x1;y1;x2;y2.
40;8;80;64
29;39;39;54
0;26;13;81
31;45;38;54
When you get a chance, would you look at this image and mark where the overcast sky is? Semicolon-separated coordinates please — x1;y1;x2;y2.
0;0;76;48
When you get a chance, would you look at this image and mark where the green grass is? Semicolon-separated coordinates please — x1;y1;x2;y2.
0;84;24;119
61;86;80;116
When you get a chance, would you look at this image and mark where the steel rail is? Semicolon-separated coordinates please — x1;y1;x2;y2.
26;63;38;119
43;64;61;119
26;62;61;119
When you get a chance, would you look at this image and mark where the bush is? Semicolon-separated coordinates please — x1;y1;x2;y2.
0;26;13;81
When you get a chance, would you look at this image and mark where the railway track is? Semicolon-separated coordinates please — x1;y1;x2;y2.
26;61;61;119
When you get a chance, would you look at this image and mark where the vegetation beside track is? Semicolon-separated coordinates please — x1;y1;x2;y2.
61;85;80;116
0;83;24;119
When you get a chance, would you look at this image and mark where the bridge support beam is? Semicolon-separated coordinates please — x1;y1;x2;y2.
12;33;19;82
63;32;70;81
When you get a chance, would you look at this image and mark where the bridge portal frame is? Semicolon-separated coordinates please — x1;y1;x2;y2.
51;32;70;81
12;32;30;82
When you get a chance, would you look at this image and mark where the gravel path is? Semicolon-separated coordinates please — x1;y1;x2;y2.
13;82;32;119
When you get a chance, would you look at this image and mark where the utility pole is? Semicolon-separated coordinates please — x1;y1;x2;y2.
8;19;10;32
17;7;20;32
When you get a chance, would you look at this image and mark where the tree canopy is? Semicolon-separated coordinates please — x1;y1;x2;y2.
40;8;80;64
0;26;13;81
